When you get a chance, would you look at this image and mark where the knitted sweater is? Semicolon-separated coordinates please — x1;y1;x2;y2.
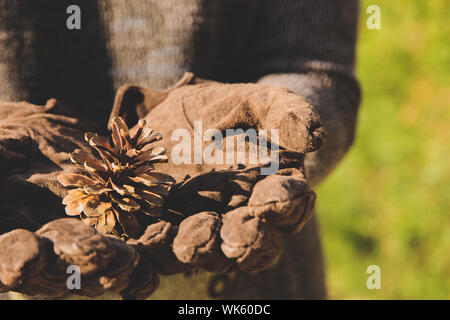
0;0;360;299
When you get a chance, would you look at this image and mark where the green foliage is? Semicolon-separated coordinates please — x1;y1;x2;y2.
316;0;450;299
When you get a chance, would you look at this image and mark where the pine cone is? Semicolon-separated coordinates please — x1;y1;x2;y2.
57;117;176;239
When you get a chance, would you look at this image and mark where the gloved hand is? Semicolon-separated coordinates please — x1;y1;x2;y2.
0;99;104;232
0;71;326;298
0;100;161;299
109;72;326;273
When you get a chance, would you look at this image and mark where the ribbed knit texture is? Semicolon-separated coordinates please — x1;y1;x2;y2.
0;0;360;299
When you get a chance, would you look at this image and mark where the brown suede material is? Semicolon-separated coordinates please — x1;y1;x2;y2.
220;207;284;272
112;75;322;274
0;229;47;288
173;211;232;273
0;218;155;298
0;99;97;232
110;74;325;179
135;221;189;276
0;74;324;298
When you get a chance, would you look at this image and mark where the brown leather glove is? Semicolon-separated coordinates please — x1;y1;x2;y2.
109;72;326;273
0;100;160;299
0;99;95;232
0;72;325;298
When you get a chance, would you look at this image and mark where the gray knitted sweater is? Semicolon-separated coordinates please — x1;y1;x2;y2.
0;0;360;299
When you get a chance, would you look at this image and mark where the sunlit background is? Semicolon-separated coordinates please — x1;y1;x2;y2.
316;0;449;299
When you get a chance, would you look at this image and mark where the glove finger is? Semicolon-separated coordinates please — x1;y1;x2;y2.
1;219;143;298
272;94;326;154
134;221;189;276
220;207;283;272
173;211;232;273
35;218;160;299
36;218;119;275
247;171;316;234
0;229;48;290
211;86;326;154
36;218;140;297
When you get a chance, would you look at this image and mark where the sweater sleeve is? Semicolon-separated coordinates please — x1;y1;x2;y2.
253;0;361;186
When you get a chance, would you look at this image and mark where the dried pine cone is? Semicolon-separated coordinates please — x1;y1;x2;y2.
57;117;176;239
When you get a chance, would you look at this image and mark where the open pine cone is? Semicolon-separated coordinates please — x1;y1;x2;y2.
57;116;176;239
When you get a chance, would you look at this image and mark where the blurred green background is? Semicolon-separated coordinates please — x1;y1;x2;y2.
316;0;449;299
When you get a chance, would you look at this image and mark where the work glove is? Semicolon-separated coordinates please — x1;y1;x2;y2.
0;72;326;299
109;72;326;273
0;100;160;299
